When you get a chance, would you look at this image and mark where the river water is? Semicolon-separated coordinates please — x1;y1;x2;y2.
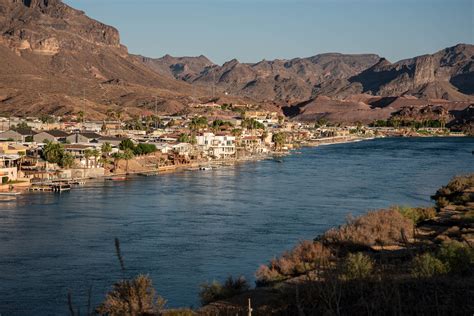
0;137;473;314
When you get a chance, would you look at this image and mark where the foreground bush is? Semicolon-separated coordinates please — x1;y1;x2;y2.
322;209;413;249
97;274;166;315
432;174;474;208
411;253;447;278
199;276;249;305
255;241;331;285
396;206;436;224
342;252;374;280
437;241;474;275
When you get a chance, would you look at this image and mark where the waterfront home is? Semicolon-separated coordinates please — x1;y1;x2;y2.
66;132;102;144
0;154;19;182
33;130;70;143
239;136;266;154
0;129;35;142
64;144;101;168
196;132;236;159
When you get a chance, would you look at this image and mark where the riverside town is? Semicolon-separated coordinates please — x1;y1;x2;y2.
0;105;465;193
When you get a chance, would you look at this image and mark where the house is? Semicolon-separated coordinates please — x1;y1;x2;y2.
196;132;236;159
239;136;266;154
33;130;70;143
66;132;102;144
97;136;127;147
0;129;35;142
0;154;19;182
63;144;100;168
0;143;28;155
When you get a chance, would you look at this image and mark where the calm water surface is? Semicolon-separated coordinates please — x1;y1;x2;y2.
0;137;473;315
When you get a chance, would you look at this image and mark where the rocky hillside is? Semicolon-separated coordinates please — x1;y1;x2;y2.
340;44;474;101
0;0;472;125
159;53;381;103
0;0;207;118
147;45;474;104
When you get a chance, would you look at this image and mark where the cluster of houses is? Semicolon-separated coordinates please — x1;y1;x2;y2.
0;111;368;185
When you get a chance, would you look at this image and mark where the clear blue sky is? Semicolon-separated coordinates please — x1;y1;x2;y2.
65;0;473;65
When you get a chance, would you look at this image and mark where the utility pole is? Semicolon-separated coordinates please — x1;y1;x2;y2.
154;96;158;129
212;68;216;99
82;88;86;131
247;298;253;316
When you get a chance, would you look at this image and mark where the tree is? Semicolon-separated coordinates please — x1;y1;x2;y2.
42;141;64;164
122;148;135;174
242;118;265;130
119;139;135;151
272;132;286;151
190;116;208;131
111;152;123;172
17;152;25;177
77;111;85;123
134;143;157;155
84;149;93;168
13;121;31;131
60;152;75;169
101;142;112;157
91;148;101;168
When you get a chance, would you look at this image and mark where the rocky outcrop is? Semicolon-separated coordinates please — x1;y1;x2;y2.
345;44;474;101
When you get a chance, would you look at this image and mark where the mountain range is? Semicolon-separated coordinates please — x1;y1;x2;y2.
0;0;472;126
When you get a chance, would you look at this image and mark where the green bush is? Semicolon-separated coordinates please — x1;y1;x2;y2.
411;253;447;278
199;276;249;305
134;143;157;155
342;252;374;280
396;206;436;224
437;241;474;275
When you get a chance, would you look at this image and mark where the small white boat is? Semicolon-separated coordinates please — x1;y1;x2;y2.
199;166;212;171
0;192;21;196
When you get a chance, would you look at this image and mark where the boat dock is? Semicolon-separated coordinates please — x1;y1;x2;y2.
29;182;72;192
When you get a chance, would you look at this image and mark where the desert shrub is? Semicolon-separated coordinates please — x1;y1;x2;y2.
432;174;474;207
411;253;447;278
96;274;166;315
342;252;374;280
396;206;436;224
199;276;249;305
322;209;413;249
255;241;331;285
437;241;474;275
255;264;285;285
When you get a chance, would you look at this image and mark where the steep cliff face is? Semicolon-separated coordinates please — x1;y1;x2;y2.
346;44;474;101
0;0;204;118
0;0;122;55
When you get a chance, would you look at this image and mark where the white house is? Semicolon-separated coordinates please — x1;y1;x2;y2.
195;132;235;159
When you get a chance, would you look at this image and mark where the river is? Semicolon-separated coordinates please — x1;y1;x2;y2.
0;137;473;314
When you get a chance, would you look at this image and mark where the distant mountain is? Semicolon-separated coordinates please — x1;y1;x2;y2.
0;0;203;118
0;0;472;126
339;44;474;101
154;53;381;103
134;54;215;81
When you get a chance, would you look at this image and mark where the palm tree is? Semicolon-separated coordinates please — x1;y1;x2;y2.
43;141;64;164
17;151;25;177
91;149;101;168
111;152;122;172
101;142;112;158
84;149;92;168
122;148;134;174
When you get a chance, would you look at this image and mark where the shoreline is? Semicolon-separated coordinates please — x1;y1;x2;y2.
3;134;466;194
0;135;379;194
